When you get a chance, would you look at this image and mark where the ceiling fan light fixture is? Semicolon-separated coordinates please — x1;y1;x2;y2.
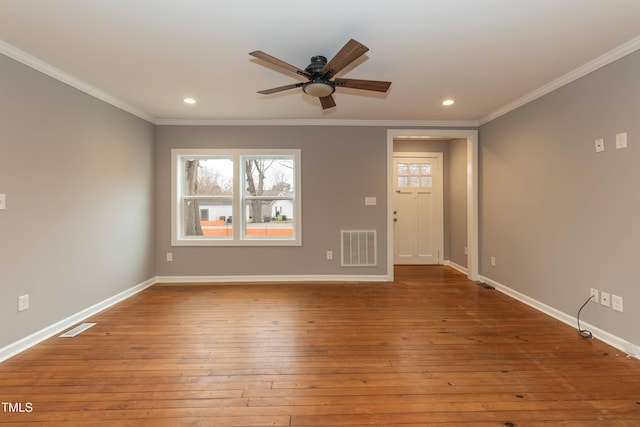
251;39;390;110
303;81;335;98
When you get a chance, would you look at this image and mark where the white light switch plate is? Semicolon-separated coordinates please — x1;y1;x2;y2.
612;295;623;312
0;194;5;210
18;294;29;312
365;197;377;206
616;132;627;149
595;138;604;153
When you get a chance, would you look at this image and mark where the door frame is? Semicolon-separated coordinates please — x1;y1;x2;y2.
386;129;479;281
392;152;444;265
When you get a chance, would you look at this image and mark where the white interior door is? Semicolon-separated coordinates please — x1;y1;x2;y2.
393;154;443;265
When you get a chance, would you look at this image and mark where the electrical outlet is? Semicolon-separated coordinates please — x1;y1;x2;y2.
600;292;610;307
0;194;6;210
166;252;173;262
464;246;468;255
612;295;623;312
490;256;496;267
326;250;333;260
590;288;599;303
18;295;29;312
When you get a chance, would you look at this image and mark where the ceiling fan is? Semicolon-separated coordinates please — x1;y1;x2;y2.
250;39;391;110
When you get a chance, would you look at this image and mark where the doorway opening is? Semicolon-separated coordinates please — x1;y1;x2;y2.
386;129;478;281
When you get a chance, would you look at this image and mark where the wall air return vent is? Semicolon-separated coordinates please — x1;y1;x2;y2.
341;230;377;267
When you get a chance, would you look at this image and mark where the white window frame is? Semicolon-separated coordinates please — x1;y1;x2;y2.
171;148;301;246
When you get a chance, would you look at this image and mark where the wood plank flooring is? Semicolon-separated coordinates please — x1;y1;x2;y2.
1;265;639;426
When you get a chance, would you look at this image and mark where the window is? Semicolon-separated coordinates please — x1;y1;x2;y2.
172;149;301;246
397;161;432;188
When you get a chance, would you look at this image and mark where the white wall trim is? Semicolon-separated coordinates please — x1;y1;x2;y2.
5;30;640;129
0;40;154;123
156;274;391;284
0;40;479;128
444;260;468;275
1;274;390;362
155;118;479;127
387;129;479;282
0;277;156;363
480;35;640;125
479;275;640;360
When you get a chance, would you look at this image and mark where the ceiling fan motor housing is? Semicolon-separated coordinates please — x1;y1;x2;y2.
305;56;328;75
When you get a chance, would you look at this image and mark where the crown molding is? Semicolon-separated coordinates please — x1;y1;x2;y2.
154;118;479;127
480;35;640;125
0;40;155;123
5;32;639;129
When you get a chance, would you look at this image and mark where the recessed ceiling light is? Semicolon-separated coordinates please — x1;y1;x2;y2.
183;97;196;104
442;99;455;106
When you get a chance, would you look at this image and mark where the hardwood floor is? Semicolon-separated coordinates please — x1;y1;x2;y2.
1;265;639;426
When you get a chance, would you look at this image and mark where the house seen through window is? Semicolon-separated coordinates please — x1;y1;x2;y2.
172;149;301;246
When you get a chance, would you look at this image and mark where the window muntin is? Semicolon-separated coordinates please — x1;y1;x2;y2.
172;149;300;246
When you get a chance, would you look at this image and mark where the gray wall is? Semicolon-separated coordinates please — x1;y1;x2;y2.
479;50;640;345
393;138;468;266
155;125;388;277
6;37;638;355
448;138;468;267
0;54;156;348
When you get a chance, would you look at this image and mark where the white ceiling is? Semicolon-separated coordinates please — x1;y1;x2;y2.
1;0;640;124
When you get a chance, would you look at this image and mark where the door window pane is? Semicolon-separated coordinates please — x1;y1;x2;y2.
396;160;433;188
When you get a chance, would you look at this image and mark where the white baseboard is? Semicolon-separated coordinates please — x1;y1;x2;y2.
12;272;636;364
1;274;390;362
444;260;468;275
0;277;156;363
155;274;391;284
479;275;640;360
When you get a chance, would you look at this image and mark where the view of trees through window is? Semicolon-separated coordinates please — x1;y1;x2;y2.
182;155;295;239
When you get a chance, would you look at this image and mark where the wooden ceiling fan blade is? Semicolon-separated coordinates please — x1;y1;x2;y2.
319;95;336;109
257;83;304;95
334;78;391;92
321;39;369;78
249;51;310;77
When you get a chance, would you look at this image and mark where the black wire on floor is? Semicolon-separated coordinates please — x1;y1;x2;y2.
577;295;594;339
